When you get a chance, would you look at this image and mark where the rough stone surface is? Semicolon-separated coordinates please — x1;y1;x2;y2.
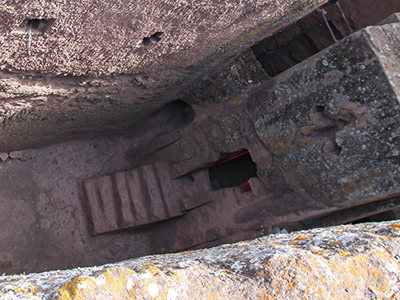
183;49;270;105
0;0;326;77
123;22;400;250
161;23;400;209
251;22;400;207
0;0;326;151
1;220;400;299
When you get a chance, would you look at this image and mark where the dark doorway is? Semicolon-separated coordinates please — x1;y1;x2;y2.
209;151;257;190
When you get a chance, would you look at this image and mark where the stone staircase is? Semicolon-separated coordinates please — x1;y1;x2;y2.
83;162;210;234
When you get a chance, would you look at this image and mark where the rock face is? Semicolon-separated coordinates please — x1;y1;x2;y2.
98;21;400;250
0;0;324;77
0;0;326;151
378;12;400;25
251;22;400;208
1;0;400;290
1;220;400;299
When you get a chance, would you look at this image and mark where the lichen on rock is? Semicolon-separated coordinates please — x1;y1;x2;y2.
0;220;399;299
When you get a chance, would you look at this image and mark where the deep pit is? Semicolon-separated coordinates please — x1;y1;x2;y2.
0;0;399;278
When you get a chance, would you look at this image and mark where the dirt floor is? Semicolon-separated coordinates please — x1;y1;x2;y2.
0;0;400;275
0;134;171;274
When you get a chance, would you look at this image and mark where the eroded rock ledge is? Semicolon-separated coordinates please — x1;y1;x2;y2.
1;220;400;299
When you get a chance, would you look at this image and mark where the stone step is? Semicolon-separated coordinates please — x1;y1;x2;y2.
83;162;209;234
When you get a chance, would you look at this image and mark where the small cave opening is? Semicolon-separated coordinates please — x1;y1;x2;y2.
142;32;163;45
14;18;55;34
315;104;325;112
153;100;194;128
208;150;257;191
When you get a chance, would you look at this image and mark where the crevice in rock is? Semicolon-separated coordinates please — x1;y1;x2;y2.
14;18;55;34
142;32;163;45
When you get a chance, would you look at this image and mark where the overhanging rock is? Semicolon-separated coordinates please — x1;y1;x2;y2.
1;220;400;299
0;0;327;151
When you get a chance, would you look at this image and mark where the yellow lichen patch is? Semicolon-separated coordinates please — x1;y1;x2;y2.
289;235;309;245
352;254;367;265
55;268;136;300
206;290;226;300
11;283;38;297
254;270;266;278
56;276;96;299
259;291;273;300
311;248;323;255
311;116;318;124
295;235;309;241
388;223;400;231
336;249;350;257
362;254;393;297
104;268;135;292
137;265;162;276
327;241;343;248
322;250;330;256
304;280;329;299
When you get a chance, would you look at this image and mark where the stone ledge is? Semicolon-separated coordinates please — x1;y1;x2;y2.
1;220;400;299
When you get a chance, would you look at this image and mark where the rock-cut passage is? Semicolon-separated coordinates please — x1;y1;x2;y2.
0;1;399;277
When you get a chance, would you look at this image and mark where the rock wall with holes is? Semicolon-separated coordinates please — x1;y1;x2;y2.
1;220;400;299
0;0;327;151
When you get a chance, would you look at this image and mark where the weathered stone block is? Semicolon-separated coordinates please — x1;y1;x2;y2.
252;22;400;208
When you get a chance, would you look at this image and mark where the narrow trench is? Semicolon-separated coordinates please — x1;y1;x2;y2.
0;0;399;276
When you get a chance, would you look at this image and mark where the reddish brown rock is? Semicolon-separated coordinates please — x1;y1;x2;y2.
131;21;400;250
84;162;210;234
0;0;327;151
